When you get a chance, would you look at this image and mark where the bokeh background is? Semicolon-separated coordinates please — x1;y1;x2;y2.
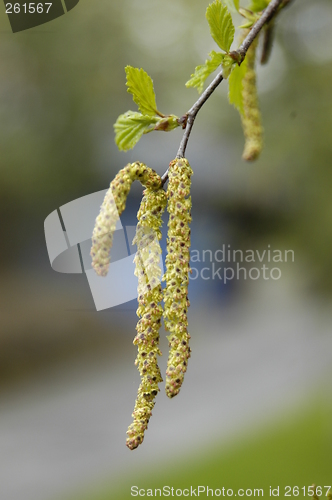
0;1;331;499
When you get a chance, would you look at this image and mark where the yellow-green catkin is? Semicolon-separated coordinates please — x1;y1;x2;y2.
241;32;263;162
91;162;161;277
126;183;167;450
163;158;193;398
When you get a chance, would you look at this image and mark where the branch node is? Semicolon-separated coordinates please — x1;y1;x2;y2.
178;114;188;130
229;51;244;65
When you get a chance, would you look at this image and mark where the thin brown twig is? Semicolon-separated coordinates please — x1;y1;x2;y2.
161;0;293;186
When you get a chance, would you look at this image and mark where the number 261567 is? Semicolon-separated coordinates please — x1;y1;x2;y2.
6;3;52;14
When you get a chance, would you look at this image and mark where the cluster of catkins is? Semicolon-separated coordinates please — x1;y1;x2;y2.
91;158;193;450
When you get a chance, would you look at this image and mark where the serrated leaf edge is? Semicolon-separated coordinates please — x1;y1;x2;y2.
125;66;159;117
206;0;235;53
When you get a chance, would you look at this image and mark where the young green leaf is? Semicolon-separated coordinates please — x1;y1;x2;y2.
186;51;225;94
223;0;240;12
114;111;158;151
248;0;269;12
125;66;158;117
228;58;247;115
238;20;256;29
206;0;235;53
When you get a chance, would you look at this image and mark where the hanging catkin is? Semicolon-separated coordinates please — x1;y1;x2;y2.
241;31;263;162
126;184;167;450
91;162;161;276
163;158;193;398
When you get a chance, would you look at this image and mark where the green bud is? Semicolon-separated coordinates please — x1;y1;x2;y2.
154;115;180;132
222;54;236;79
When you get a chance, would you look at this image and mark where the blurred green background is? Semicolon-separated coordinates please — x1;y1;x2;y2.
0;1;331;499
